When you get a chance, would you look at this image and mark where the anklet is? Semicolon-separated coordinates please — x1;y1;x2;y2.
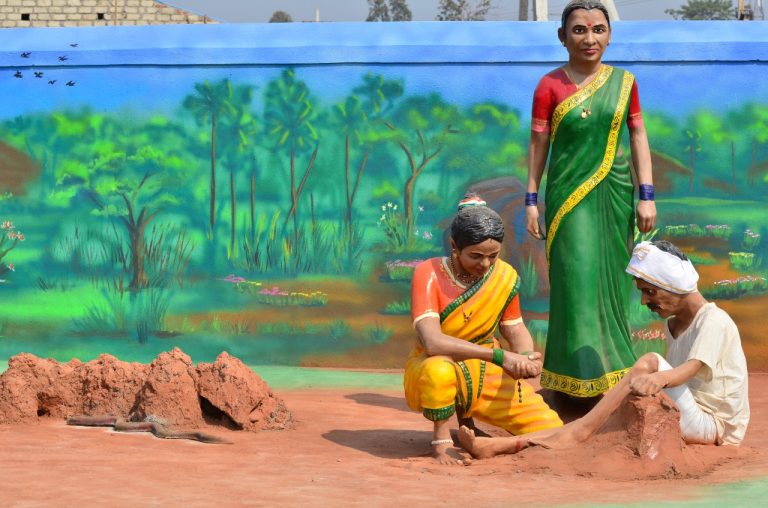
430;438;454;446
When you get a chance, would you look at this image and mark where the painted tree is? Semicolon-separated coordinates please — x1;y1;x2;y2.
263;69;319;236
435;102;524;199
728;103;768;187
366;0;391;21
684;128;702;192
665;0;735;20
436;0;493;21
218;84;258;258
690;110;737;184
386;94;460;240
353;72;404;116
59;145;186;290
389;0;413;21
182;79;235;238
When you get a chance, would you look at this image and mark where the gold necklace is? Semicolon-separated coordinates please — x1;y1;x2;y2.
449;255;479;287
564;65;598;119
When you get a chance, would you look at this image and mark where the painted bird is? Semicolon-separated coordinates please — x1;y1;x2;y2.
21;52;31;58
65;81;75;86
14;70;22;78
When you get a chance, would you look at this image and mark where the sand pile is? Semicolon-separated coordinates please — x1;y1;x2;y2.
0;348;293;431
489;393;741;480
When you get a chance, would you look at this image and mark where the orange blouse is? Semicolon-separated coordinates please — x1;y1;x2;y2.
410;257;522;327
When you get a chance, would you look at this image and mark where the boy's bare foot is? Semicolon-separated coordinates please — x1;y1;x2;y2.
458;425;532;459
457;416;492;437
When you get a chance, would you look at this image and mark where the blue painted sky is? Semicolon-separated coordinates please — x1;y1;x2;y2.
2;61;766;123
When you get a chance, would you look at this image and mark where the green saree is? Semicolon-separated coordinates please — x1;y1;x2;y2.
540;65;637;397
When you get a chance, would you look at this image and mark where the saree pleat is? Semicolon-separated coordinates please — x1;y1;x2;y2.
540;66;638;397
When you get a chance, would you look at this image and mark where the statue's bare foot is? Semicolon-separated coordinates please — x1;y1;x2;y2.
458;425;532;459
432;441;470;466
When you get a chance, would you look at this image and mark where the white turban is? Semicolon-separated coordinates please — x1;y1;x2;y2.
625;241;699;294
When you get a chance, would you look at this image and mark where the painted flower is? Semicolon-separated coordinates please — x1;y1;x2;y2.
423;231;433;240
1;220;12;230
7;263;14;271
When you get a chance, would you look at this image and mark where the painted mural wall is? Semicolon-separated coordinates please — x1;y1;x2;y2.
0;21;767;370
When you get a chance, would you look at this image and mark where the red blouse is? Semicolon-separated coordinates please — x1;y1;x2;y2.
531;67;643;134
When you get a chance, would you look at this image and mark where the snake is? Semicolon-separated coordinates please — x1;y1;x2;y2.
66;415;233;444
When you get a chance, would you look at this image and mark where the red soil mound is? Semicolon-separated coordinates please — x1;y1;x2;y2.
0;348;292;432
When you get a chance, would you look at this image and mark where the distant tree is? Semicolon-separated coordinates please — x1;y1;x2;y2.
436;0;493;21
389;0;413;21
665;0;735;20
366;0;391;21
269;10;293;23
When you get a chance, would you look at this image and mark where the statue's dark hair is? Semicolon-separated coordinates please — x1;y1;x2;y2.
561;1;611;30
450;193;504;250
652;240;689;261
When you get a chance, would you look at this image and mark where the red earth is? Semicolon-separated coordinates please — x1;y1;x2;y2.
1;373;766;507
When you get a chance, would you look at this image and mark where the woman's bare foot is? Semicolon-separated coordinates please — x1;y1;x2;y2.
458;426;532;459
457;416;492;438
432;440;470;466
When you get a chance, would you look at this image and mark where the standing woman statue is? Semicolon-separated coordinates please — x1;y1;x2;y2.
525;1;657;398
404;194;562;465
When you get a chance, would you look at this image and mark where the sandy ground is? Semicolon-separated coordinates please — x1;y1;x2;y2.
1;374;767;507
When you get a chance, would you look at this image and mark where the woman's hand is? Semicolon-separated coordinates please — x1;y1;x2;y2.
502;351;541;379
636;200;656;233
525;206;544;240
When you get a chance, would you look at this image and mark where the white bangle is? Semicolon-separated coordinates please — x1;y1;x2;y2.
430;438;454;446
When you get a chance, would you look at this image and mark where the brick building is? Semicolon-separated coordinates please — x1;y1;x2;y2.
0;0;215;28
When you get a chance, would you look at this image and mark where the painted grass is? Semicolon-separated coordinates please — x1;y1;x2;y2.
0;286;101;322
567;477;768;508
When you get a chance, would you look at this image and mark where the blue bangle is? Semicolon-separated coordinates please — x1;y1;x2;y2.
639;184;655;201
525;192;538;206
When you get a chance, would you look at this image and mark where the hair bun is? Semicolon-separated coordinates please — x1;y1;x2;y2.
457;196;487;211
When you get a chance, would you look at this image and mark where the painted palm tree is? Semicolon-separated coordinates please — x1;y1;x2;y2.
218;84;258;258
183;80;236;237
331;95;369;229
353;72;404;117
263;69;319;235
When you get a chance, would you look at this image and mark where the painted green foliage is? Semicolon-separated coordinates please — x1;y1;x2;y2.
0;66;767;366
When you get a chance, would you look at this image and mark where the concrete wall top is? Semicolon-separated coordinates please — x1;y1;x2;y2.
0;21;766;67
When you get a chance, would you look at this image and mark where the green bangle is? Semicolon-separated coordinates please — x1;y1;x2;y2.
492;348;504;366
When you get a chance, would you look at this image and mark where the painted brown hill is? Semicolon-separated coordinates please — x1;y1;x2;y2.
0;141;39;195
